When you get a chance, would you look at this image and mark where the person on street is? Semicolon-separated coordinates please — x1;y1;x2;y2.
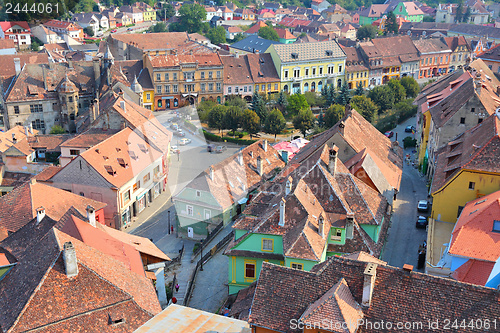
175;283;179;292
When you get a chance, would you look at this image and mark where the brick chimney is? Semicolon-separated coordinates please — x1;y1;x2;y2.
86;205;96;227
329;145;339;175
36;206;45;224
403;264;413;272
63;242;79;278
256;156;263;176
14;58;21;76
346;212;354;239
362;263;377;308
120;100;126;113
318;214;324;237
12;133;16;144
263;139;268;152
237;152;243;166
279;198;285;226
209;165;214;181
285;176;292;195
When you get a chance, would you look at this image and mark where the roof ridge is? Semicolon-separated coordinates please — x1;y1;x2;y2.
347;173;378;224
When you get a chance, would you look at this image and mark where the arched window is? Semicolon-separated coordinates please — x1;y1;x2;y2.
318;81;323;92
337;79;342;89
303;82;309;92
158;99;162;108
173;98;178;107
217;96;221;104
311;82;316;92
283;85;289;92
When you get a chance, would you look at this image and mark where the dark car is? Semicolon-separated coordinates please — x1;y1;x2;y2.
416;216;428;228
384;131;394;138
405;125;416;133
207;144;215;152
173;130;185;137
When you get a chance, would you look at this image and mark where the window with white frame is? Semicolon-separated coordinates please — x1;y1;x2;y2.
187;205;193;216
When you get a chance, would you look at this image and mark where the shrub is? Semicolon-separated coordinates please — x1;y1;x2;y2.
403;136;417;149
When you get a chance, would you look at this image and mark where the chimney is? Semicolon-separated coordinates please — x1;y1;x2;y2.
235;51;239;58
328;145;339;175
256;156;263;176
237;152;243;165
262;139;268;152
24;126;29;137
63;241;79;278
92;98;99;122
249;151;253;158
86;205;96;227
120;100;126;113
362;263;377;308
209;165;214;181
279;198;285;226
285;176;292;195
29;122;33;134
68;56;73;69
12;133;16;144
93;57;101;82
475;72;482;95
318;214;324;237
345;212;354;239
42;66;48;91
14;58;21;75
36;206;45;224
403;264;413;272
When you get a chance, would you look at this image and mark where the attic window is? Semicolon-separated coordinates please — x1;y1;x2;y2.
259;57;265;63
125;141;131;145
128;150;138;160
117;158;128;168
108;316;126;326
326;50;333;56
95;148;100;154
116;147;121;152
493;220;500;233
104;165;116;176
475;198;487;205
291;53;298;59
138;144;148;153
103;155;109;160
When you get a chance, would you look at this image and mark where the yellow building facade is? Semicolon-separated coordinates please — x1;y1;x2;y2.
142;8;156;21
267;41;347;94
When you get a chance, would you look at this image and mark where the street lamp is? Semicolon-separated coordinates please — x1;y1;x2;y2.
200;238;204;271
167;210;170;235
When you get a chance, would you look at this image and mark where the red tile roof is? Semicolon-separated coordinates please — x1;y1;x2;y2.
0;180;107;235
0;53;49;79
0;125;39;153
275;28;295;40
0;217;160;332
148;52;222;68
451;259;495;286
249;257;500;332
78;127;163;188
60;128;119;148
449;190;500;262
0;21;30;32
0;39;15;50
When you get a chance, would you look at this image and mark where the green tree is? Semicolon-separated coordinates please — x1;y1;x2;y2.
171;4;207;33
293;109;316;137
224;106;242;136
455;1;464;23
49;125;66;134
286;94;309;117
74;0;96;13
354;84;364;96
157;4;175;21
327;85;337;107
148;22;168;33
226;95;247;110
351;96;378;122
368;85;395;112
356;24;378;41
323;104;344;128
276;91;288;112
336;83;351;106
388;79;406;103
423;16;435;22
232;33;245;42
384;11;399;35
400;76;420;98
83;26;94;37
463;6;471;23
250;92;268;124
208;105;226;133
264;108;286;140
206;26;227;44
241;109;261;138
197;100;216;123
258;26;279;42
31;41;40;52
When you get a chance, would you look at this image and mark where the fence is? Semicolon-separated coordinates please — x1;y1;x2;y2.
184;231;234;306
192;221;224;260
165;244;184;269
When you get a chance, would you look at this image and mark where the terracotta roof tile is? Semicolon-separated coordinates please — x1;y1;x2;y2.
272;40;346;63
60;128;119;148
249;257;500;332
34;166;61;181
79;127;163;188
0;125;39;153
245;21;268;34
0;53;49;79
0;181;106;234
451;259;494;286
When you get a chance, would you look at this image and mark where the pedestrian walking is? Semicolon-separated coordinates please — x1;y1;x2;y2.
175;283;179;292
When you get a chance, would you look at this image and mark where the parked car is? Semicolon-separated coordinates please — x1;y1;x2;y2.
405;125;416;133
384;131;394;138
416;216;428;229
127;27;133;31
170;123;179;130
170;145;179;153
111;29;117;33
207;144;215;152
215;145;227;153
179;138;191;145
417;200;429;213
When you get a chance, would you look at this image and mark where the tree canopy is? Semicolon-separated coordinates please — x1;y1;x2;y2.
148;22;168;33
356;24;378;41
264;108;286;140
384;11;399;35
49;125;66;134
241;109;261;137
323;104;345;128
286;94;309;118
157;4;175;21
400;76;420;98
206;26;227;45
224;106;242;135
208;105;226;133
293;109;315;137
388;79;406;103
258;26;280;42
368;85;395;112
170;4;207;33
351;96;378;122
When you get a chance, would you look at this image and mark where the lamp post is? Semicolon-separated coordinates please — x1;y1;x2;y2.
167;210;170;235
200;238;204;271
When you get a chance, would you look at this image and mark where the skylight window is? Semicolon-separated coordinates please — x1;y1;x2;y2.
493;220;500;233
